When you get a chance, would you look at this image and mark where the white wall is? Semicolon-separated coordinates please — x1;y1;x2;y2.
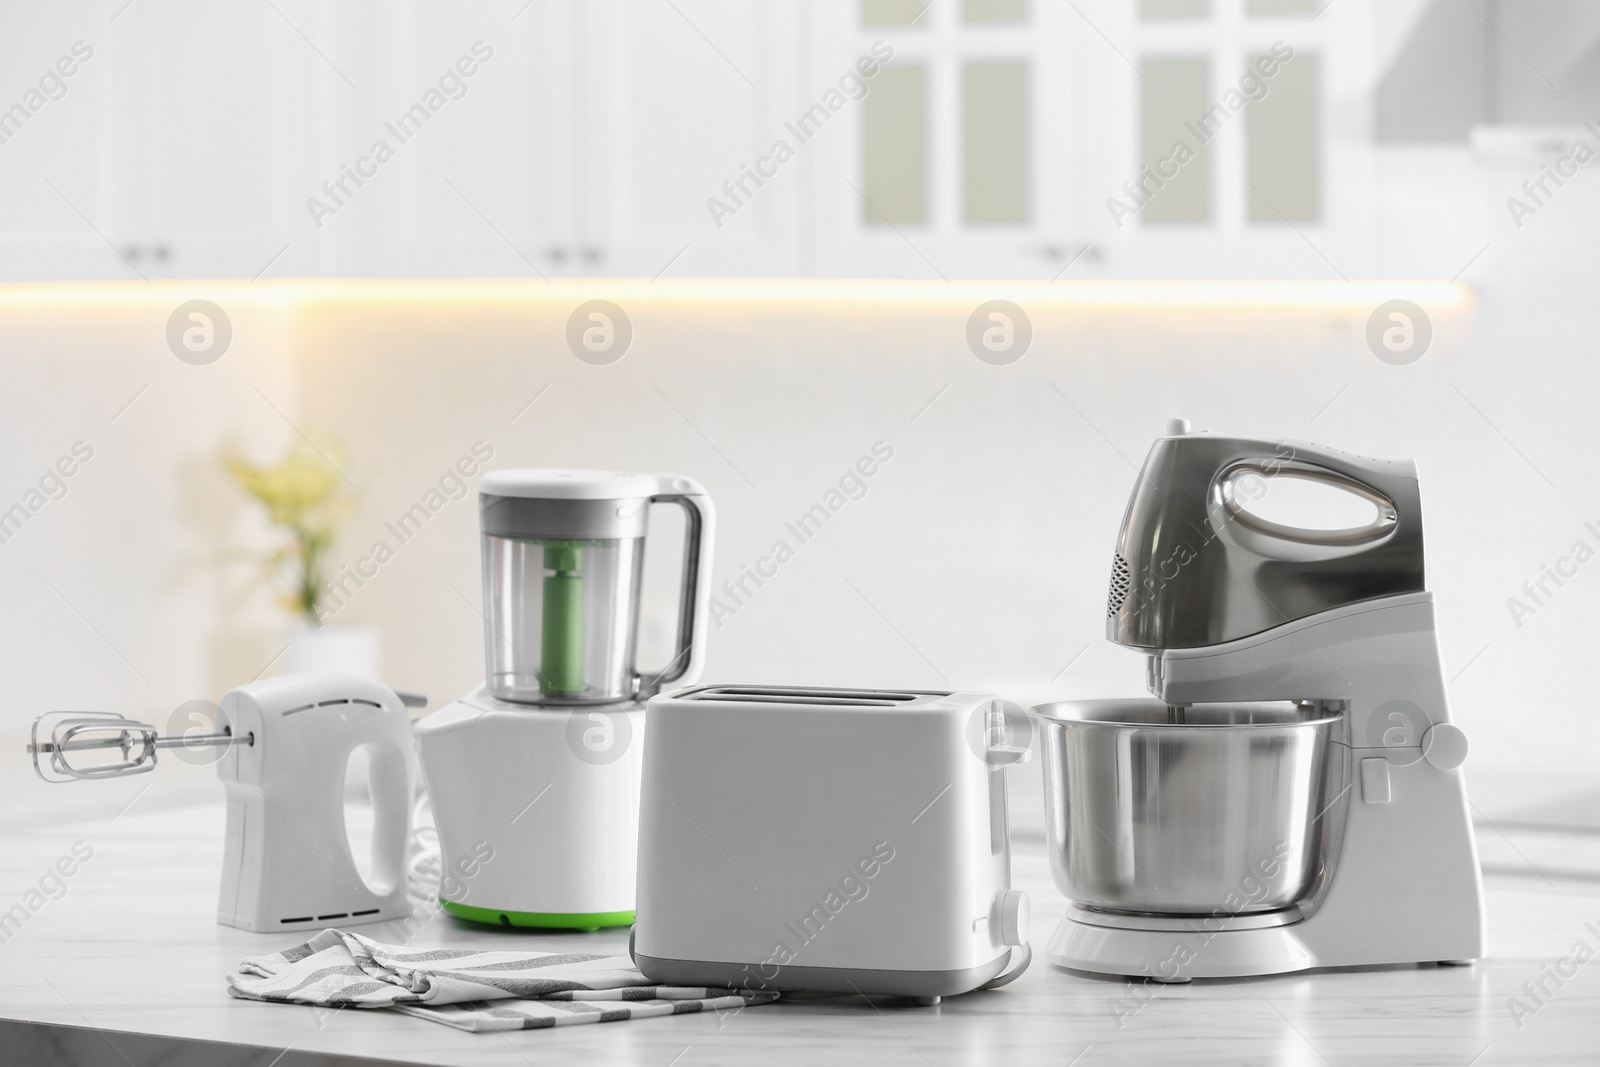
4;0;1599;843
3;257;1598;827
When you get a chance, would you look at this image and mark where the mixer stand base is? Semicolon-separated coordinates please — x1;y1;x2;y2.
1046;914;1315;981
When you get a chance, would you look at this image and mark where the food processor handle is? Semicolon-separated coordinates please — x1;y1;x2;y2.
635;486;716;699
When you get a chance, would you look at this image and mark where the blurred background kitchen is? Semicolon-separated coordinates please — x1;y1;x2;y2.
1;0;1596;853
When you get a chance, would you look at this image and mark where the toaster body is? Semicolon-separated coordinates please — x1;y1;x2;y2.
633;685;1029;999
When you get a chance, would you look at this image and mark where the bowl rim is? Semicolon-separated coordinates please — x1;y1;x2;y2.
1027;698;1342;729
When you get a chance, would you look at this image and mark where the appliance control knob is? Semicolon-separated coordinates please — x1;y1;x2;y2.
998;889;1029;947
1422;723;1469;771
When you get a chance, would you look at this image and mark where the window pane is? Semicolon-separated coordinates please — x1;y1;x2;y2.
963;62;1030;224
964;0;1028;23
1248;0;1317;14
1247;52;1319;222
863;64;928;225
1140;0;1209;19
863;0;927;26
1139;56;1211;224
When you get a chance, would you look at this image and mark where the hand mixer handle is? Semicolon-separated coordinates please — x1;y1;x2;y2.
635;476;716;700
1213;438;1421;549
1216;455;1402;549
364;731;412;898
1110;432;1427;649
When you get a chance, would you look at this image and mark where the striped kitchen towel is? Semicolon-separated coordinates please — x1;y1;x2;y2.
226;929;778;1032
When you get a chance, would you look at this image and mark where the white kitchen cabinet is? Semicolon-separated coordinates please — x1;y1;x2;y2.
340;0;804;278
808;0;1085;280
310;0;802;279
0;0;311;282
0;7;114;282
303;0;578;277
1063;0;1385;280
0;0;1433;281
805;0;1384;281
106;0;312;280
578;0;804;278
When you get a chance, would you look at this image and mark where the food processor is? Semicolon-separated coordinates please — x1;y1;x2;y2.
415;469;714;930
1032;422;1485;980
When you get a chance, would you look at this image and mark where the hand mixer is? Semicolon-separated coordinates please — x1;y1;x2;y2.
28;673;424;932
1032;421;1485;980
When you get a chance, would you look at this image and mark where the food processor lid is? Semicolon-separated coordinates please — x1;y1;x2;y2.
480;469;702;501
478;469;707;540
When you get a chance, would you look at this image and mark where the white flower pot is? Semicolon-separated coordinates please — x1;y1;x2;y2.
279;621;380;679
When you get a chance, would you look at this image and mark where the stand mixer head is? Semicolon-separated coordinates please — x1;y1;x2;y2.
1106;431;1425;652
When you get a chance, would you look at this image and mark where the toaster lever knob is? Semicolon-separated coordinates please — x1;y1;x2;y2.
998;889;1030;947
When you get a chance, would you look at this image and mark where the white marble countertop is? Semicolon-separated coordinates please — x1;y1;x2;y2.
2;781;1599;1066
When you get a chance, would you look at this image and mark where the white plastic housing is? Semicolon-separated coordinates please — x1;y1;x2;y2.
1046;593;1487;978
216;673;413;932
634;688;1021;989
413;688;645;918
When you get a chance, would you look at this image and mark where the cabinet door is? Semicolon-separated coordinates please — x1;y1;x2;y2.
0;7;114;281
1072;0;1376;280
808;0;1079;279
337;0;798;280
109;0;308;279
301;0;576;278
577;0;802;278
0;0;306;281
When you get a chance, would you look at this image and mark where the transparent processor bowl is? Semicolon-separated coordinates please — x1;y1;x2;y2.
482;533;644;705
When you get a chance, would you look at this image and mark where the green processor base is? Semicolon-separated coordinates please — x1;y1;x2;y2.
440;900;634;932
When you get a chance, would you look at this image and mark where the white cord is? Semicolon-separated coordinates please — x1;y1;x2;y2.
406;786;442;903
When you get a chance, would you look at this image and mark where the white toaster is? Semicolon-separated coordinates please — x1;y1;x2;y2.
631;685;1032;1004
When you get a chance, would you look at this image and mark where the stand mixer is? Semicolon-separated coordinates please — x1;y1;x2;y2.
1033;422;1485;980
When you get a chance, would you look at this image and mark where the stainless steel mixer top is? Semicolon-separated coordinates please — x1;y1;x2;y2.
1106;433;1425;649
1031;699;1345;916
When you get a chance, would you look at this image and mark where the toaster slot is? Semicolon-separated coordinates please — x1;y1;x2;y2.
681;686;937;707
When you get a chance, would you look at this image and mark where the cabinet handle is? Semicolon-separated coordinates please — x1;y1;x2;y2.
1041;243;1101;264
121;243;172;264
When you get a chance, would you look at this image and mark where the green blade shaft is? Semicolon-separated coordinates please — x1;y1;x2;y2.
540;541;585;696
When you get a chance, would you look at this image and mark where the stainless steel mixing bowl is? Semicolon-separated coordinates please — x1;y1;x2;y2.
1031;699;1342;915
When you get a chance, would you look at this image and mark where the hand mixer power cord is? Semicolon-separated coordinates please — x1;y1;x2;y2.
406;785;443;904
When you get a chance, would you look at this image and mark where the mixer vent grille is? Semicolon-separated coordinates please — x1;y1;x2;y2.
1107;553;1131;618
